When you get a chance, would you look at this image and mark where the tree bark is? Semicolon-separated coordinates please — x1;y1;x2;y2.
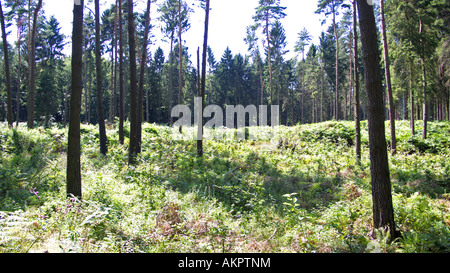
266;13;274;106
112;0;119;123
95;0;108;155
409;58;415;136
419;16;428;140
67;0;84;199
137;0;152;154
118;0;124;145
178;0;183;133
128;0;139;164
259;54;264;107
353;0;361;162
333;3;341;120
16;13;22;127
27;0;42;129
356;0;397;241
0;0;12;126
380;0;396;153
168;35;174;125
198;0;210;158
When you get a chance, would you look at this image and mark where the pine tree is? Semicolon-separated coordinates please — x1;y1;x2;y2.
316;0;347;120
118;0;124;144
295;28;312;123
380;0;396;153
197;0;210;158
253;0;286;106
128;0;139;164
137;0;152;154
67;0;84;199
352;0;361;161
356;0;398;240
95;0;108;155
26;0;42;129
0;0;12;126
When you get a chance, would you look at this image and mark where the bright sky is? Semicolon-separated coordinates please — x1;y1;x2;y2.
37;0;326;62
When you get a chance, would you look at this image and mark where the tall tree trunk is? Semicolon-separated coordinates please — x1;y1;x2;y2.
349;29;353;121
259;55;264;107
16;14;22;127
119;0;124;145
63;86;68;126
266;12;274;106
27;0;42;129
178;0;183;133
0;0;12;126
109;50;115;123
356;0;397;241
95;0;108;155
333;5;341;120
409;58;415;136
198;0;210;158
112;0;119;123
421;56;428;139
353;0;361;162
137;0;152;154
380;0;397;153
168;35;174;125
419;16;428;140
67;0;84;199
87;55;92;124
128;0;139;164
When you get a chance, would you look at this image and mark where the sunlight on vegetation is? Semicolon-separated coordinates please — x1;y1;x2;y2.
1;120;449;253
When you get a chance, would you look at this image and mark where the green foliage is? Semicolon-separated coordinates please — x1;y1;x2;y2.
1;120;449;253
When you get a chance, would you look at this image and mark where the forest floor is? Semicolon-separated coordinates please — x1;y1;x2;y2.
1;120;449;253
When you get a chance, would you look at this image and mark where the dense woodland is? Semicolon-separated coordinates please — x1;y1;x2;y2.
0;0;450;253
0;0;448;129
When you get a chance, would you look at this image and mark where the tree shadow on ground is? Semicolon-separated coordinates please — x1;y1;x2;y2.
161;142;343;214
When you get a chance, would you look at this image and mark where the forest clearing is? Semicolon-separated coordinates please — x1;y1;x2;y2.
1;120;449;253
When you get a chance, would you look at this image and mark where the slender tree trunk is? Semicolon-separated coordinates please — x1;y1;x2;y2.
112;0;119;123
266;12;274;106
380;0;396;153
0;0;12;126
356;0;397;241
259;55;264;107
349;31;353;121
137;0;152;154
83;32;88;123
16;14;22;127
128;0;139;164
168;35;174;125
333;5;341;120
178;0;183;133
198;0;210;158
108;2;117;124
353;0;361;162
95;0;108;155
421;56;428;139
419;16;428;140
301;51;305;123
409;58;415;136
109;51;115;123
27;0;42;129
67;0;84;199
63;86;68;126
88;55;92;124
119;0;124;144
403;91;407;120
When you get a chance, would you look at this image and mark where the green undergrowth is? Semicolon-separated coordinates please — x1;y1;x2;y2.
0;120;449;253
